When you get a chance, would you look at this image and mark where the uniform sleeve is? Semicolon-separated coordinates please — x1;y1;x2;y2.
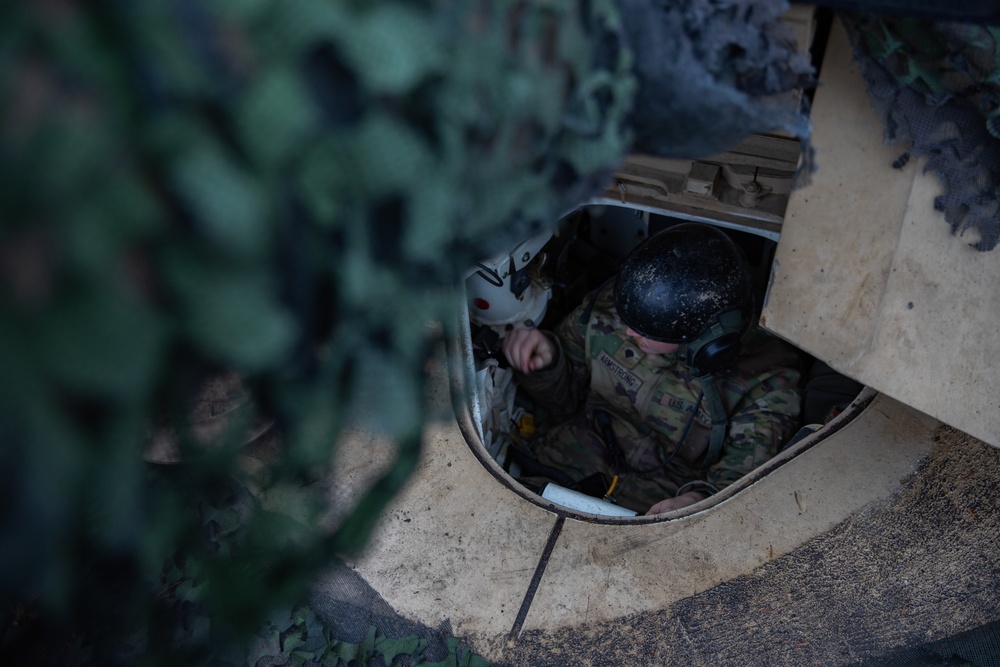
512;288;598;425
705;341;803;492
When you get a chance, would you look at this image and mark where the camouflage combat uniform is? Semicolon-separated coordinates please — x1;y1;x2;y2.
515;281;802;513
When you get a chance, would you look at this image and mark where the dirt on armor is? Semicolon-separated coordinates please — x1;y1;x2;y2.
494;426;1000;666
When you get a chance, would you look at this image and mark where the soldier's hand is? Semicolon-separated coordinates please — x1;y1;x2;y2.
646;491;708;515
502;328;555;374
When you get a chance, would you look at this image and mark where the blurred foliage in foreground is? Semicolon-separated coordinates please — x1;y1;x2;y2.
0;0;634;661
0;0;812;663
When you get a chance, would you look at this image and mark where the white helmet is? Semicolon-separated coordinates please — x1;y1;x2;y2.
465;230;552;329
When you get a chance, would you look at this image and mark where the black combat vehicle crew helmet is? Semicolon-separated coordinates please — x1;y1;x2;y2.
614;223;753;375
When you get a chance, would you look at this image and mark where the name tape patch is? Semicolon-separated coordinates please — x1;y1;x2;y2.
597;350;642;391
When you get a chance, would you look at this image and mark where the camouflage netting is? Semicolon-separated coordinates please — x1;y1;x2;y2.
840;15;1000;251
619;0;814;158
0;0;813;664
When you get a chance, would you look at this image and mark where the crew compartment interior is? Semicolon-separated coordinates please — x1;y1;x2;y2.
460;204;864;514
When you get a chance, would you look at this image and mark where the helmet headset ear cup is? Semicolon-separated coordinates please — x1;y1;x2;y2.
683;308;745;376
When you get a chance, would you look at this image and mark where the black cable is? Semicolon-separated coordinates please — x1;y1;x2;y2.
473;263;503;287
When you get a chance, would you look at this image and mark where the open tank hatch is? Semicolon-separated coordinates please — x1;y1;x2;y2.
454;205;866;521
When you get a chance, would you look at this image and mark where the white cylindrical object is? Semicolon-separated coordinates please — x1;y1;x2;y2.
540;483;638;517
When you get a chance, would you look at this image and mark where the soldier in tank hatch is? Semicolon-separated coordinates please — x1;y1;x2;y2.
502;223;803;514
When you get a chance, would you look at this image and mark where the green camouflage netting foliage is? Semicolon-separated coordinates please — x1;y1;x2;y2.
841;15;1000;250
0;0;635;662
0;0;813;663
